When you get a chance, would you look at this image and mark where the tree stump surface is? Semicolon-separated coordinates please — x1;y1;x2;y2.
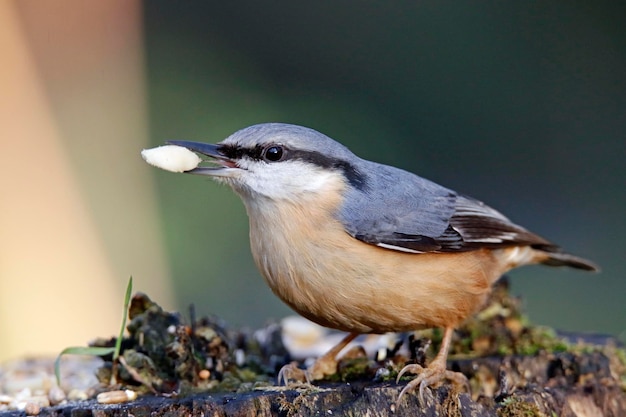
2;286;624;416
2;350;624;417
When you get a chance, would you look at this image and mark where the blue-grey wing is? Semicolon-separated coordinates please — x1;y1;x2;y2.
339;161;553;253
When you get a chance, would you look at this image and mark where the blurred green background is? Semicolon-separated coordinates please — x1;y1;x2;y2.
144;2;625;339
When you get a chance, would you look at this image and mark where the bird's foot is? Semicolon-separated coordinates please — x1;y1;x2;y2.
277;333;359;387
277;361;310;386
395;361;469;406
277;353;341;386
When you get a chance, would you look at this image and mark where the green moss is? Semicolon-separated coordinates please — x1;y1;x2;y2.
497;397;545;417
81;275;625;400
337;357;371;381
449;278;574;359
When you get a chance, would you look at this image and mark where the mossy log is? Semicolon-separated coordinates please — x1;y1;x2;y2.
2;349;624;417
3;283;623;416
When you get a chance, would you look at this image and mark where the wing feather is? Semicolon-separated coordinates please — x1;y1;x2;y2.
339;161;554;253
446;195;554;251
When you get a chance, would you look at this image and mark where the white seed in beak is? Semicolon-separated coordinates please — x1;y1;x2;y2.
141;145;201;173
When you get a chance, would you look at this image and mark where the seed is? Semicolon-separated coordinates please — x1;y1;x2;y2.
96;390;137;404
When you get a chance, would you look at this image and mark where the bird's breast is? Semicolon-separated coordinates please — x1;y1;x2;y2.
242;187;509;334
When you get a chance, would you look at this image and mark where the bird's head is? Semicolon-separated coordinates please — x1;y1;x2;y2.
168;123;367;202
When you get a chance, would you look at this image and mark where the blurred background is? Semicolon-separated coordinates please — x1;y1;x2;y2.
1;1;624;361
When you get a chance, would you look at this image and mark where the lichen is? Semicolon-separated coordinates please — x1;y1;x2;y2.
497;396;545;417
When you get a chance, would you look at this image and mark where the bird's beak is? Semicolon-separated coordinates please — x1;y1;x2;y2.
166;140;239;177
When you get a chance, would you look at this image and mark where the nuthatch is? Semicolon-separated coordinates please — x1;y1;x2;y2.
164;123;598;404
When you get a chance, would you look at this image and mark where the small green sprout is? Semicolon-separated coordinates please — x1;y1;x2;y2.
55;276;133;386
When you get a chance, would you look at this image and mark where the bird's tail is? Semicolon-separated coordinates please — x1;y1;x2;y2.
534;245;600;272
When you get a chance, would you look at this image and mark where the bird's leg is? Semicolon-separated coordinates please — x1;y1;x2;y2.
278;332;359;385
395;327;468;405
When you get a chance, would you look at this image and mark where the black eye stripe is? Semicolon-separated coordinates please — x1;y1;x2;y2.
216;144;368;190
218;144;288;162
289;150;368;190
217;144;265;161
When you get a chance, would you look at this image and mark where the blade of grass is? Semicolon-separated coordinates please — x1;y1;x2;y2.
109;276;133;384
54;347;115;386
114;276;133;361
54;276;134;386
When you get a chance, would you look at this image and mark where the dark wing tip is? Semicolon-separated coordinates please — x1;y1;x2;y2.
538;248;600;272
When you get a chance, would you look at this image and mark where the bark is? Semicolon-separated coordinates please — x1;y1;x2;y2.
3;350;624;417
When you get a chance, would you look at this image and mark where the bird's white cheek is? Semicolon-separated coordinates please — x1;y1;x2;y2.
234;163;342;200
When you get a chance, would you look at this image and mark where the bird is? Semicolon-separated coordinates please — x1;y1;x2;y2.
164;123;598;405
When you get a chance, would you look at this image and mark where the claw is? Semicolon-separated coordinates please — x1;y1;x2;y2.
277;361;307;385
277;332;359;386
394;327;470;409
418;379;428;404
397;371;425;405
396;366;434;406
395;363;424;384
395;365;468;407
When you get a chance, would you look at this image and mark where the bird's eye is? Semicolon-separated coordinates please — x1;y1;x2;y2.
264;145;284;162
